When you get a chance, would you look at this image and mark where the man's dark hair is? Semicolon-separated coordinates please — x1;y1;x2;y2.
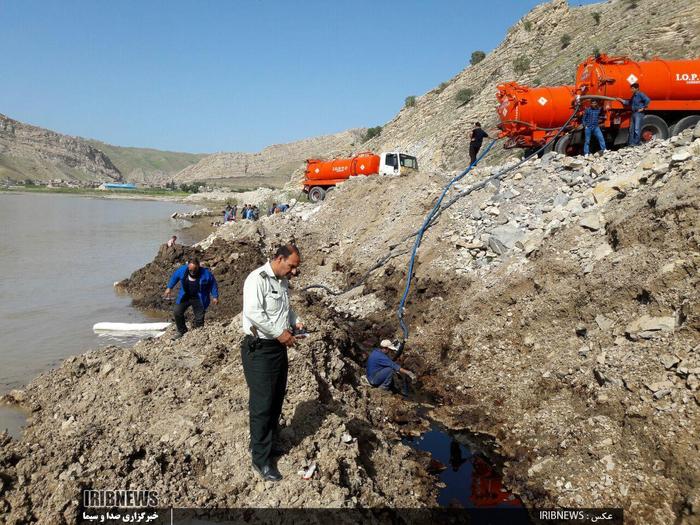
188;257;200;266
274;243;300;259
631;82;639;89
475;122;481;127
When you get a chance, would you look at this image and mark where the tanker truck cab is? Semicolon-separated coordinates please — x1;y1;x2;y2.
303;151;418;202
379;152;419;176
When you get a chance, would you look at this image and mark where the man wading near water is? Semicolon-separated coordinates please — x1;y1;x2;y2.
241;243;303;482
164;258;219;340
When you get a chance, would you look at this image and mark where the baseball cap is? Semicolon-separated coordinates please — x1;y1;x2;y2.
380;339;398;351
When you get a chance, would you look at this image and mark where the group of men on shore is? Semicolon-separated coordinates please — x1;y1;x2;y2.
163;243;414;482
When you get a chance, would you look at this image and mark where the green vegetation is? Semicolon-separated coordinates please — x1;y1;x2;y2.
592;47;601;57
560;34;572;49
177;183;201;193
435;82;449;94
362;126;383;143
592;11;601;25
470;50;486;65
404;96;416;108
85;140;206;179
523;20;533;31
455;88;474;104
513;56;531;75
532;77;542;86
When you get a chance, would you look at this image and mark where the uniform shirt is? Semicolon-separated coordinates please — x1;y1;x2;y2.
582;107;602;128
242;261;301;339
630;91;650;112
366;349;400;380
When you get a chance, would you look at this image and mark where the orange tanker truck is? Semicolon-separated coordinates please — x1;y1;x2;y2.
497;54;700;155
496;82;577;155
303;151;418;202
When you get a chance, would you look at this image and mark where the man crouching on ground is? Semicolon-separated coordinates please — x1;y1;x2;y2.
367;339;416;396
241;243;303;482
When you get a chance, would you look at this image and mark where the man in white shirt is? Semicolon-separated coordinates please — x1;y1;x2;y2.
241;243;303;481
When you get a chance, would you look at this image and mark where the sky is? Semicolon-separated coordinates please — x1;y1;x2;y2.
0;0;599;153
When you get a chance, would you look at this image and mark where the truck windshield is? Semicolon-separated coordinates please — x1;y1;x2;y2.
399;154;418;169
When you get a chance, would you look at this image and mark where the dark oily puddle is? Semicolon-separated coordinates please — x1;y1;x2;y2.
403;422;533;523
0;403;29;440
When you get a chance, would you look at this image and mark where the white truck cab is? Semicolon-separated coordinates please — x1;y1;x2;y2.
379;152;419;176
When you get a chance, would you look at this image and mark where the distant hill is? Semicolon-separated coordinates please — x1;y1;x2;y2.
0;113;122;183
364;0;700;172
0;111;366;189
83;140;207;185
170;128;367;186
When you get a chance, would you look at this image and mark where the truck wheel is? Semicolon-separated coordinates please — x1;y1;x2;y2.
308;186;326;203
671;115;700;136
554;134;580;156
641;115;669;142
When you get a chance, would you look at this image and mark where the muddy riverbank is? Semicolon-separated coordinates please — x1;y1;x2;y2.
1;132;698;524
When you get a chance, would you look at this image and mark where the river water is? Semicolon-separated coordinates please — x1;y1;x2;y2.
0;192;202;398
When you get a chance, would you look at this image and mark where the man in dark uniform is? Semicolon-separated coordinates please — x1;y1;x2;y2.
241;243;303;481
469;122;489;165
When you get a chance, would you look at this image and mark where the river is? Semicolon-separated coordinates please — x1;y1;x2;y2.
0;192;204;399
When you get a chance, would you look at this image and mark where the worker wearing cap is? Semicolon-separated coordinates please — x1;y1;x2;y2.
241;243;303;482
627;82;651;146
366;339;416;395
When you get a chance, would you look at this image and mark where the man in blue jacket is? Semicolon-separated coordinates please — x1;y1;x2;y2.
164;258;219;339
628;82;651;146
581;100;606;156
366;339;415;396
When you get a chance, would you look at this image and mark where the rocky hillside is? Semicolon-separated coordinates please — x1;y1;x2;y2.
0;114;122;183
364;0;700;172
172;128;366;186
84;140;206;185
3;124;697;523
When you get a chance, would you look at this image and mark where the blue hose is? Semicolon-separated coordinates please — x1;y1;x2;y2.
397;139;497;339
397;103;581;340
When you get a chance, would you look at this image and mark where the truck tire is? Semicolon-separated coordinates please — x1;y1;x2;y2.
641;115;670;142
308;186;326;203
671;115;700;136
554;134;580;156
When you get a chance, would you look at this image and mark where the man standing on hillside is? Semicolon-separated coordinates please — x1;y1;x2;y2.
164;258;219;340
581;100;607;156
469;122;489;165
241;243;303;482
627;83;651;146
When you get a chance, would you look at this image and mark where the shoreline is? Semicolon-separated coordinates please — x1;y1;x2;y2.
0;186;193;203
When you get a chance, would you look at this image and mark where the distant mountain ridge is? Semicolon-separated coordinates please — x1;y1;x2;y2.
0;113;122;183
0;111;365;188
83;140;207;185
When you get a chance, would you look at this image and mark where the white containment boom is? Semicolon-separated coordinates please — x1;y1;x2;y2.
93;322;171;333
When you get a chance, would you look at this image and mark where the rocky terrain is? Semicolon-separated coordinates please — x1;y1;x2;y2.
0;114;122;184
365;0;700;171
2;121;698;523
1;1;699;523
